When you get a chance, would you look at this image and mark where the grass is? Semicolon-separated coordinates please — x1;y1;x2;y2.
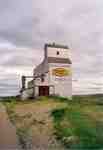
48;96;71;102
3;97;67;149
2;95;103;149
3;100;33;149
51;96;103;149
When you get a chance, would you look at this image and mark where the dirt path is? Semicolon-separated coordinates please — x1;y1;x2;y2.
15;100;66;150
0;103;19;150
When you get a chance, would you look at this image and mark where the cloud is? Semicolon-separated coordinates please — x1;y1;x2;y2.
0;0;103;96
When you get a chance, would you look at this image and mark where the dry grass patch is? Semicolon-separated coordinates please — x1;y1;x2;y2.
4;98;67;149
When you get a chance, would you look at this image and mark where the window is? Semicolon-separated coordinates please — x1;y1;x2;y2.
41;77;44;82
56;51;60;55
41;74;45;82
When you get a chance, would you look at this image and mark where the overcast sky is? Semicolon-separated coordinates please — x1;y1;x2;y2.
0;0;103;96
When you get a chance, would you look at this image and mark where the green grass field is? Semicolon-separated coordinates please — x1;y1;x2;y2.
52;95;103;149
1;95;103;149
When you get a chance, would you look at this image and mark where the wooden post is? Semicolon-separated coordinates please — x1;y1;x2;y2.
33;78;35;99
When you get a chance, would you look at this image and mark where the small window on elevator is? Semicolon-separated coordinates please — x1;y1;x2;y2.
57;51;60;55
41;77;44;82
41;74;45;82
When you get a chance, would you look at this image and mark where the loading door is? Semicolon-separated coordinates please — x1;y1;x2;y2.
39;86;49;96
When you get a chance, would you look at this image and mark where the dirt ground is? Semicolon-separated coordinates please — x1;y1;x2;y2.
14;99;67;150
0;104;19;150
0;99;67;149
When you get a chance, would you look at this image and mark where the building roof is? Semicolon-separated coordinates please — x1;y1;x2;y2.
33;59;49;75
48;57;72;64
33;57;71;75
44;43;69;50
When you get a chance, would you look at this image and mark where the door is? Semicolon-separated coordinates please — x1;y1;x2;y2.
39;86;49;96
